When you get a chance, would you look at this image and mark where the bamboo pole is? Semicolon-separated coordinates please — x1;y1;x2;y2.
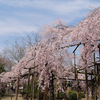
15;76;20;100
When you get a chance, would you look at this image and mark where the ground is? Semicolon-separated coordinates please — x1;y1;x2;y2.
1;94;87;100
2;94;23;100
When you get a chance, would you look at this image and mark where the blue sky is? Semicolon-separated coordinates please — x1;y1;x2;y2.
0;0;100;52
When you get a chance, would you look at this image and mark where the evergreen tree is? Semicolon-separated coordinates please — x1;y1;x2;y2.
0;63;5;74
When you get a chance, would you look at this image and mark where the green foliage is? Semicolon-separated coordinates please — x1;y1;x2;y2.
79;92;85;99
0;87;7;98
59;92;64;99
57;91;67;99
67;91;77;100
20;82;27;97
0;63;5;74
57;91;65;99
67;91;85;100
21;82;33;98
20;79;44;99
0;64;6;98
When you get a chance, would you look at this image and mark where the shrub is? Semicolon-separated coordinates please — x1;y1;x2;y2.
20;81;44;100
67;91;85;100
79;92;85;99
67;91;77;100
58;92;64;99
0;88;7;97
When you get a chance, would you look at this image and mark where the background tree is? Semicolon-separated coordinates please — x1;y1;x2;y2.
0;55;13;71
1;33;41;64
2;41;27;63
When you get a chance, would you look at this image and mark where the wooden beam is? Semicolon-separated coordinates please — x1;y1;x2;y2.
60;39;100;49
73;42;81;53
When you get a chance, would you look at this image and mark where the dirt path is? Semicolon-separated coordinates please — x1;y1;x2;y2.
2;94;23;100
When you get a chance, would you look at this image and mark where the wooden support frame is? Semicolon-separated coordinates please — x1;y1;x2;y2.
6;41;100;100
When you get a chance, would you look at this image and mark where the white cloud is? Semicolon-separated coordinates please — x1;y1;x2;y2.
0;0;100;36
0;0;99;52
0;0;100;15
0;18;38;36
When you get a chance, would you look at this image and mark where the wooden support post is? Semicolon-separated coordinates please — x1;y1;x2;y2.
30;74;34;100
43;87;48;100
27;69;31;100
73;52;79;100
54;71;57;100
85;69;89;100
15;76;20;100
98;79;100;100
37;87;40;100
98;44;100;100
91;71;94;100
54;81;57;100
24;63;37;100
97;64;100;100
57;90;59;100
49;71;55;100
75;68;79;100
11;95;13;100
91;53;96;100
94;66;97;100
0;95;1;100
52;71;55;100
